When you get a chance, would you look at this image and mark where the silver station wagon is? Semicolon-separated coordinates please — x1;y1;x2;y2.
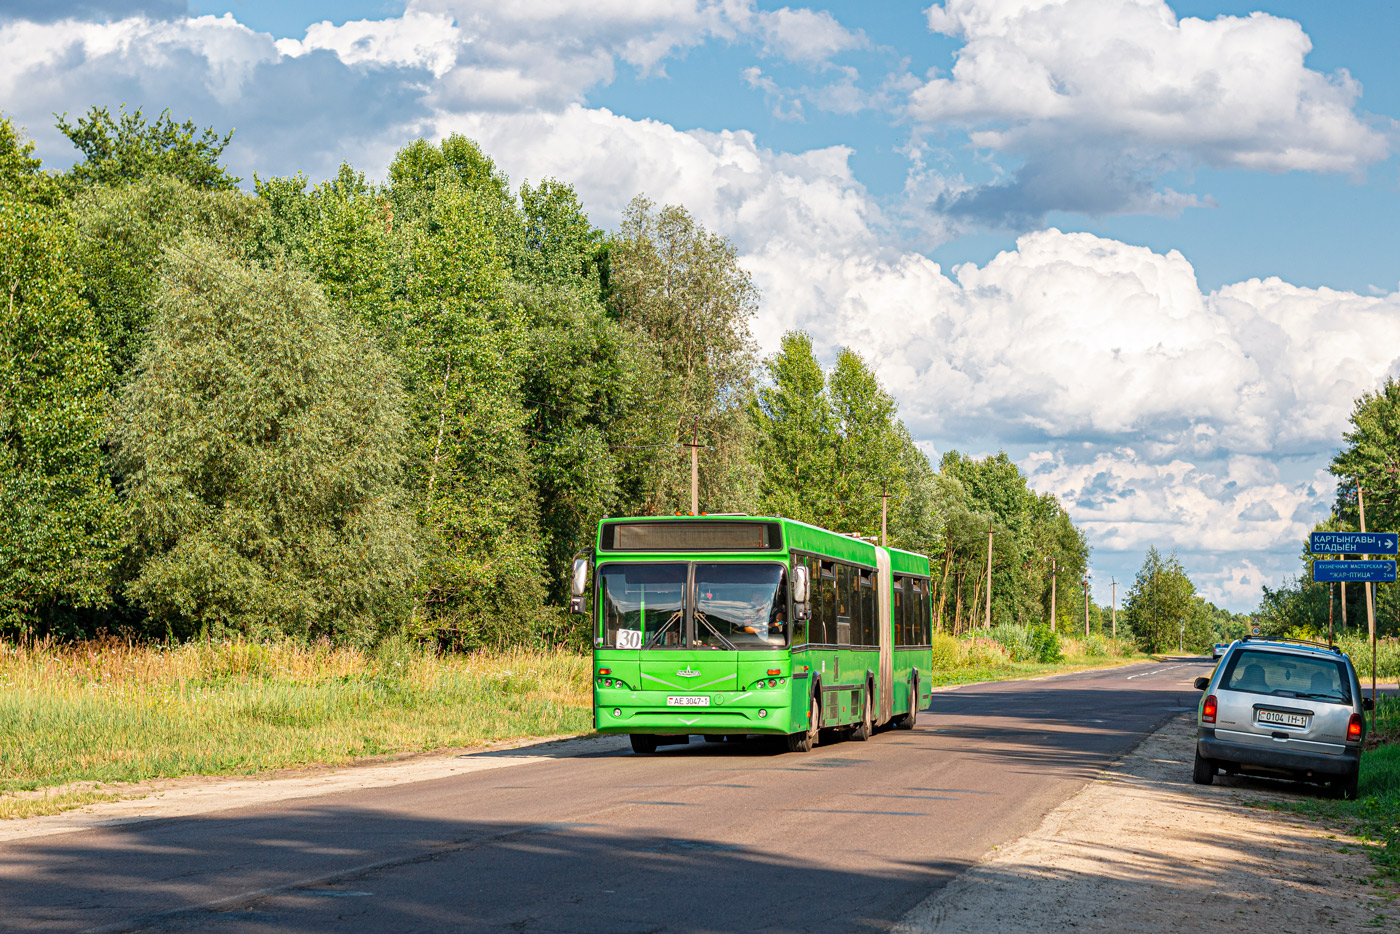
1193;637;1372;799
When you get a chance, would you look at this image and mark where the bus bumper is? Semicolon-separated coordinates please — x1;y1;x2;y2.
595;689;795;736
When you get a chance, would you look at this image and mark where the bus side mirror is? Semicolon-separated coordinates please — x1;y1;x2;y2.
792;565;810;620
569;558;589;615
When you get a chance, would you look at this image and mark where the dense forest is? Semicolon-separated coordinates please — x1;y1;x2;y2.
1;105;1103;649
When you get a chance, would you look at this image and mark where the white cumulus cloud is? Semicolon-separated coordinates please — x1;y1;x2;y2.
913;0;1389;223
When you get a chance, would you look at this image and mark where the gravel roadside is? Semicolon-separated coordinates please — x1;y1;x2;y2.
896;714;1395;933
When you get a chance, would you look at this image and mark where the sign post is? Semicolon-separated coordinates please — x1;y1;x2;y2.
1309;524;1393;729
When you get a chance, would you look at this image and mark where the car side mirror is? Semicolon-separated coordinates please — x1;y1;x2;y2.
1194;676;1210;691
1363;697;1374;711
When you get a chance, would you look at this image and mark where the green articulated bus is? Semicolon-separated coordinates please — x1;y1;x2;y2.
570;515;935;754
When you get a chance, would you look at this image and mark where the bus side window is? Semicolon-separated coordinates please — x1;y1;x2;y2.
818;561;837;645
836;563;852;646
858;570;875;646
892;576;905;647
914;579;929;644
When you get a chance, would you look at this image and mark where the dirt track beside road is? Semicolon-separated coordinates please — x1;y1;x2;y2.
897;714;1395;933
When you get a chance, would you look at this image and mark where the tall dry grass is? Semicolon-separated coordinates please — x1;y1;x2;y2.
0;636;591;816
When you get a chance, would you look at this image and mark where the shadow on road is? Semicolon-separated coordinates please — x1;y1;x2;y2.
0;809;972;933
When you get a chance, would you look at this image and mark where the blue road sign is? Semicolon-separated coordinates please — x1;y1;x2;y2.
1310;531;1398;555
1313;559;1397;583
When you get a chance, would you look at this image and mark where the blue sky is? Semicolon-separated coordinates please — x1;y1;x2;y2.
3;1;1398;611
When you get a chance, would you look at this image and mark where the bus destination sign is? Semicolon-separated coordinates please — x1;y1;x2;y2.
1309;531;1398;555
1313;559;1397;583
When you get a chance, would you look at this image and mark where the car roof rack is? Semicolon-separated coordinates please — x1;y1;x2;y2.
1239;635;1341;654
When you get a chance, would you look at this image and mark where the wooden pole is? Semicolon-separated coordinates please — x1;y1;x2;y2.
1049;557;1057;633
1358;482;1377;728
1328;580;1334;646
687;425;700;515
985;524;994;630
1083;578;1090;637
1111;578;1117;638
880;488;889;546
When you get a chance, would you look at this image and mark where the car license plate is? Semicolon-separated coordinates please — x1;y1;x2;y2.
1257;709;1308;728
666;696;710;707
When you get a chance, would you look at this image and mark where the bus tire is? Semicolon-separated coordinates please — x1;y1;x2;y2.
630;734;659;754
786;695;820;753
851;684;873;741
895;676;918;730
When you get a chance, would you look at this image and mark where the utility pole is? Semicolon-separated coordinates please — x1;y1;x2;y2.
1328;580;1334;646
1111;578;1117;638
1049;556;1057;633
880;487;891;547
684;425;701;515
1341;580;1348;631
1083;577;1090;637
1358;481;1377;728
985;524;995;630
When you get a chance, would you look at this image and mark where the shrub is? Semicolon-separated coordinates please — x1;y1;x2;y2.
930;633;960;670
961;636;1011;667
1028;624;1064;662
986;623;1034;662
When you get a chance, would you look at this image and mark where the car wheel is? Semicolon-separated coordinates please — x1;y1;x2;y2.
1333;768;1360;801
1191;750;1215;785
786;695;820;753
630;734;659;754
851;686;873;742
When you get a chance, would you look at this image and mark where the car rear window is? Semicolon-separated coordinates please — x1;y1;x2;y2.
1219;649;1352;704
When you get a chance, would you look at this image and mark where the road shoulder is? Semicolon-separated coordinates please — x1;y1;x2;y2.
0;733;628;845
896;714;1395;933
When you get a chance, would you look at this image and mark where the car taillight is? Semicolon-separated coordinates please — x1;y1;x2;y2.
1347;713;1363;743
1202;695;1217;724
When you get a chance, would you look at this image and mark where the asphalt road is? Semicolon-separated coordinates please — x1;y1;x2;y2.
0;659;1212;934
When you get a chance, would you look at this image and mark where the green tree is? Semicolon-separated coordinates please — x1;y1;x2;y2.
1121;547;1209;652
387;154;547;646
73;176;262;383
56;105;239;191
114;237;415;643
829;348;901;537
0;197;123;632
1331;376;1400;534
608;196;759;515
750;330;837;524
0;115;60;205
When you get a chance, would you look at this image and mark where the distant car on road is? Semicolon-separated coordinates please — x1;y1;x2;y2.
1211;642;1230;659
1193;637;1371;799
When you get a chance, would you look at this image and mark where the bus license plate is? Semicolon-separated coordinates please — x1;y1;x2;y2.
1258;709;1307;728
667;696;710;707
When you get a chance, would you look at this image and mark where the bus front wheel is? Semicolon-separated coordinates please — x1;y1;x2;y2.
630;734;659;754
786;695;820;753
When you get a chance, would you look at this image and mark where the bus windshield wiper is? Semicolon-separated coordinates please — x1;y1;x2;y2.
694;610;735;650
644;609;683;648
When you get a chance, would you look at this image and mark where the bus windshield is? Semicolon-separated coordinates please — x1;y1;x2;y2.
695;563;787;649
596;563;787;650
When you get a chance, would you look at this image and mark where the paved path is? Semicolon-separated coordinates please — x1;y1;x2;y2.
0;659;1212;933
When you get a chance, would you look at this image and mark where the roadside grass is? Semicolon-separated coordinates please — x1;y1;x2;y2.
0;637;591;820
1266;692;1400;883
927;630;1150;687
926;654;1153;688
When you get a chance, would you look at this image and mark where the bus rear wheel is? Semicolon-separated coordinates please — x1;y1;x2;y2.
630;734;659;754
786;695;819;753
894;677;918;730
